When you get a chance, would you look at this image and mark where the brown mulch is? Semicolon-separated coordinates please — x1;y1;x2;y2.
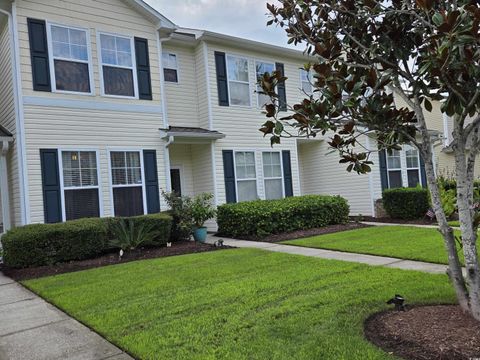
1;241;234;281
359;216;438;226
365;305;480;360
223;222;371;243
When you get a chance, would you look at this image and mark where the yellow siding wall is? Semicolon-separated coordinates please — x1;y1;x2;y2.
15;0;162;104
0;19;22;226
206;43;304;204
298;139;376;216
163;44;201;128
23;104;168;223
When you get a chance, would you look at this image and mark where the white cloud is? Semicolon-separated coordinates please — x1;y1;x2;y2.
144;0;298;48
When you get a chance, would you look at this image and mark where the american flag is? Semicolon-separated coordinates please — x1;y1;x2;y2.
426;208;435;220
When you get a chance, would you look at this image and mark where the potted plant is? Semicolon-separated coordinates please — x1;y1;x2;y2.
190;193;216;242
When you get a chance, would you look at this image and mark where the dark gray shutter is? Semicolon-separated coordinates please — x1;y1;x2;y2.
134;37;152;100
222;150;236;203
143;150;160;213
379;149;389;190
40;149;62;223
27;18;51;92
215;51;229;106
282;150;293;197
276;62;287;111
420;154;427;188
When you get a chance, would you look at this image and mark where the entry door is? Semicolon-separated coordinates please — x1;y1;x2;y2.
170;168;182;196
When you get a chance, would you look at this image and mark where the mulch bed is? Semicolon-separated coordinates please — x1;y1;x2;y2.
365;305;480;360
1;241;234;281
359;216;438;226
223;222;371;243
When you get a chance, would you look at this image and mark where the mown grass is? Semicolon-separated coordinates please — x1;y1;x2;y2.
24;248;455;360
282;226;469;265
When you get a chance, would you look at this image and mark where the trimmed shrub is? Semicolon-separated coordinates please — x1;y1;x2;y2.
217;195;349;239
382;188;430;220
1;213;172;268
1;218;109;268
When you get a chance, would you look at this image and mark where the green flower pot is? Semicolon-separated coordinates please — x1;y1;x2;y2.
193;226;208;242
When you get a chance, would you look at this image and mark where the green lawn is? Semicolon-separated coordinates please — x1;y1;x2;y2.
24;248;455;360
282;226;465;265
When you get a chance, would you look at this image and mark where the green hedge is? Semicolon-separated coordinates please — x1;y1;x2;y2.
217;195;349;239
382;188;430;220
1;213;172;268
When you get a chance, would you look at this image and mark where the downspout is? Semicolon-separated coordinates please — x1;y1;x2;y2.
157;30;173;198
0;5;29;225
0;140;11;232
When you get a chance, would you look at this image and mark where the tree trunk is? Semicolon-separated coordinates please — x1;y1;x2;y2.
420;142;470;312
455;145;480;320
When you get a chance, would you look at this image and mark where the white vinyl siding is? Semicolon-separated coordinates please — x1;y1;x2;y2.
0;22;22;226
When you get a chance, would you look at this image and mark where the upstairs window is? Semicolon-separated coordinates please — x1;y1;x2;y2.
49;24;91;93
255;61;275;108
61;151;100;220
162;52;178;83
99;33;136;97
227;55;250;106
300;69;313;95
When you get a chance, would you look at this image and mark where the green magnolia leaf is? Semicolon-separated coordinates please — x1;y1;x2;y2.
424;98;433;112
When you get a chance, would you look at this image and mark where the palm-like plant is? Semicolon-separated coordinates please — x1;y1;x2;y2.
109;218;158;252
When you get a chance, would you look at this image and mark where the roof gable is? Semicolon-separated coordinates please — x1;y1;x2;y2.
121;0;176;29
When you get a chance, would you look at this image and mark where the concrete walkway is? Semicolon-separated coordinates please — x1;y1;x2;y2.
207;235;449;274
0;273;132;360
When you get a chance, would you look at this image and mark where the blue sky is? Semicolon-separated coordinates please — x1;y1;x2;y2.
144;0;296;48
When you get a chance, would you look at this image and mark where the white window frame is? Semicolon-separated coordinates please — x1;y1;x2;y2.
261;151;285;200
226;54;251;107
46;22;94;96
255;59;275;109
162;52;179;83
386;147;423;189
97;31;138;99
233;150;259;202
58;149;103;222
405;145;422;188
299;68;313;96
107;149;147;216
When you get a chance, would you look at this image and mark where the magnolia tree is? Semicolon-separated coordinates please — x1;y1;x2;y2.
259;0;480;320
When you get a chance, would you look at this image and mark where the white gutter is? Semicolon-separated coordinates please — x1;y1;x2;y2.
156;31;173;129
163;135;174;193
0;5;29;225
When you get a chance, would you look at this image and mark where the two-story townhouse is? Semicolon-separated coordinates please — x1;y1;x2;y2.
0;0;477;234
0;0;177;232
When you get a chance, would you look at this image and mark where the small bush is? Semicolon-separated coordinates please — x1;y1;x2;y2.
217;195;349;239
1;213;172;268
382;188;430;220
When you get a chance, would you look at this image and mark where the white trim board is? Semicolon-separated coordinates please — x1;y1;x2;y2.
23;96;163;114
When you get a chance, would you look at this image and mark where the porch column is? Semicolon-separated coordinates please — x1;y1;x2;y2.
0;140;11;232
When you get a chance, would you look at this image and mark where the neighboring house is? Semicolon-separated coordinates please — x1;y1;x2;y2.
0;0;471;233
